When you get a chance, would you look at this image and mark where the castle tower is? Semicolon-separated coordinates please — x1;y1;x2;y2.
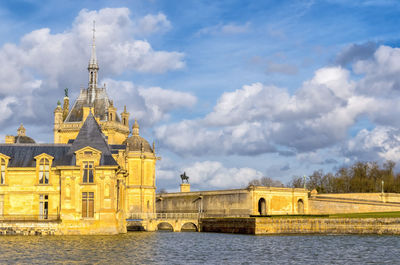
121;106;130;127
53;22;130;145
124;120;159;214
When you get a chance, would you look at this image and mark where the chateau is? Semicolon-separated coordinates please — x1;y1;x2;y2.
1;26;400;235
0;27;159;235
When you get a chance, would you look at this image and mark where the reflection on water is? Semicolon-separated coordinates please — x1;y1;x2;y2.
0;232;398;264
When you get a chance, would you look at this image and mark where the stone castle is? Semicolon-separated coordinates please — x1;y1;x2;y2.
1;25;400;235
0;26;158;235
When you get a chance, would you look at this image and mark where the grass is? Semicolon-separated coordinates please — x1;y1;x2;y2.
329;211;400;218
250;211;400;219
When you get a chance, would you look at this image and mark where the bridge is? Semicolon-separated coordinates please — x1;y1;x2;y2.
126;213;200;232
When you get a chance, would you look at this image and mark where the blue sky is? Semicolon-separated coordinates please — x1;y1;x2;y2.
1;0;400;190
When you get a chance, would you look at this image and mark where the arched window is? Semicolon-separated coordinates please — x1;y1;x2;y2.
297;199;304;214
258;198;267;215
0;158;6;184
39;158;50;184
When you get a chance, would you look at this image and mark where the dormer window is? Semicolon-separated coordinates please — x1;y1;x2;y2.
0;158;6;184
83;162;94;183
39;158;50;184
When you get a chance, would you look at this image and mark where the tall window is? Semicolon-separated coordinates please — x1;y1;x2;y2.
0;158;6;185
83;162;94;183
39;194;49;220
39;158;49;184
82;192;94;218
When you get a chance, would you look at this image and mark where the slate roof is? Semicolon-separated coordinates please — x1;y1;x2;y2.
14;135;35;144
0;113;118;167
64;88;121;123
0;144;71;167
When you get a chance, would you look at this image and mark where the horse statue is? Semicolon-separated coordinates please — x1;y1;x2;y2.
180;172;189;184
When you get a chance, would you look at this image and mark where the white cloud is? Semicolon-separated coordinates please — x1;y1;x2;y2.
0;7;185;133
183;161;263;189
345;126;400;163
197;22;251;36
155;48;400;161
104;78;196;126
157;66;364;155
134;12;172;36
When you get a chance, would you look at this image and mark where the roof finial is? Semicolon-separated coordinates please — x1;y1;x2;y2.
132;119;140;136
17;123;26;136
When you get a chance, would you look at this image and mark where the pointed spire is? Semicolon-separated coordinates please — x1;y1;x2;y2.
89;20;97;66
88;20;99;103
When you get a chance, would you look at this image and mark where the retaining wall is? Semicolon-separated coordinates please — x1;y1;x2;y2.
0;221;61;235
201;217;400;235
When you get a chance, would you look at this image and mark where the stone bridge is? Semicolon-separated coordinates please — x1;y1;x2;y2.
126;213;199;232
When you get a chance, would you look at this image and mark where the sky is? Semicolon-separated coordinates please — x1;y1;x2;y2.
1;0;400;191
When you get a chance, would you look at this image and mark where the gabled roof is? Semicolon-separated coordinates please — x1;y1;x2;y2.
66;112;118;166
68;112;110;155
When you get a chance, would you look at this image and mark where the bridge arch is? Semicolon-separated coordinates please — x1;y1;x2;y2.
157;222;174;232
181;222;198;232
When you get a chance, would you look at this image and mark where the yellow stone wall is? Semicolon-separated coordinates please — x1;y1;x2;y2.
125;151;157;215
250;186;309;215
0;168;60;216
156;186;309;216
54;105;130;145
0;148;127;235
54;121;129;145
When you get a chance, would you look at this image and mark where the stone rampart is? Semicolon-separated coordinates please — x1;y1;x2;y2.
201;217;400;235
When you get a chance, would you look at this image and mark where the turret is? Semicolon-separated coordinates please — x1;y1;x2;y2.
121;105;130;127
17;124;26;136
54;101;63;143
108;100;117;122
132;119;139;136
63;88;69;121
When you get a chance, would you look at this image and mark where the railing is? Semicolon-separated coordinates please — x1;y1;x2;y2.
127;212;199;220
0;215;60;221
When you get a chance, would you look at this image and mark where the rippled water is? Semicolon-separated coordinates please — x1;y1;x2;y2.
0;232;398;264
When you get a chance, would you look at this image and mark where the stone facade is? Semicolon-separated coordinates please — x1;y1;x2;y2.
156;186;309;217
309;192;400;214
0;29;159;235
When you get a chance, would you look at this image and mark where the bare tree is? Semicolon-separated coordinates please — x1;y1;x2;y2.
248;176;283;187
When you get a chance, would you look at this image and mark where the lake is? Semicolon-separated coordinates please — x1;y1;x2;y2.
0;232;398;264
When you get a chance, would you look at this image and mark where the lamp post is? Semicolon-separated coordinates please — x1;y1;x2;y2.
382;180;384;194
303;175;306;190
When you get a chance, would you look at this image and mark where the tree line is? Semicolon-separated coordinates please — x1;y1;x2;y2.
249;161;400;193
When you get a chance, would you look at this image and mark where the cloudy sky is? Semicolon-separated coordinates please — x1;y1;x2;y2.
1;0;400;191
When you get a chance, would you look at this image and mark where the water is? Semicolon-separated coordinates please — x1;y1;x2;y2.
0;232;398;264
